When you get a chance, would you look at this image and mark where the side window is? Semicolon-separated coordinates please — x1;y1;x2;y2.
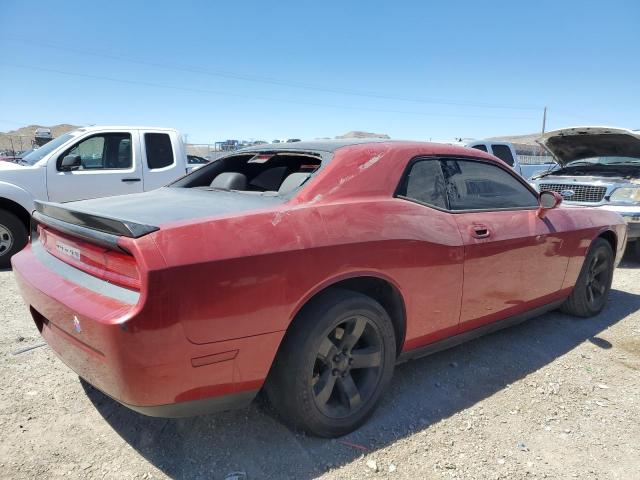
441;159;538;210
145;133;174;169
490;144;515;166
399;159;447;209
58;133;132;171
471;144;488;152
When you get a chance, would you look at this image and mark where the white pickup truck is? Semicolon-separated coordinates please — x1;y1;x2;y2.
0;125;196;267
445;139;523;175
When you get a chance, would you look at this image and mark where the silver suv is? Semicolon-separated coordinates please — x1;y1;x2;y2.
534;126;640;260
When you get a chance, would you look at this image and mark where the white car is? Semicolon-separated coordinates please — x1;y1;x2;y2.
0;125;193;267
534;126;640;260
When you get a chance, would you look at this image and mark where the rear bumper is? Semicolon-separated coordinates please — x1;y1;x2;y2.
12;243;283;417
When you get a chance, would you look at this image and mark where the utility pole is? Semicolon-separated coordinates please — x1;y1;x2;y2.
541;106;547;135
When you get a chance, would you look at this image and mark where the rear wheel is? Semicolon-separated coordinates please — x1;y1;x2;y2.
0;210;28;269
266;289;396;437
561;238;614;317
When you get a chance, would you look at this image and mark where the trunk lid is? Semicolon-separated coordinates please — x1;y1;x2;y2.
35;187;284;237
33;187;284;290
538;126;640;166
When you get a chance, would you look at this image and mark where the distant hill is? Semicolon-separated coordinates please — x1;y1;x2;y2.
0;124;79;151
336;131;390;139
487;132;546;155
1;123;547;156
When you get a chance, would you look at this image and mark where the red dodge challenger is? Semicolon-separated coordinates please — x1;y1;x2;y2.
12;140;627;437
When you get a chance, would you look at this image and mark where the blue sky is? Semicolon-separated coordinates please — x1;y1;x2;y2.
1;0;638;143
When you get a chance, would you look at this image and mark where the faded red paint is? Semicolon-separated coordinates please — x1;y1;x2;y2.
11;141;628;413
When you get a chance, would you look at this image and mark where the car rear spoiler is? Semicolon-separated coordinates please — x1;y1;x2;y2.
33;201;159;248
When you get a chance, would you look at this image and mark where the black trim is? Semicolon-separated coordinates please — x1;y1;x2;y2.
396;299;565;364
121;389;258;418
33;211;122;249
35;201;159;238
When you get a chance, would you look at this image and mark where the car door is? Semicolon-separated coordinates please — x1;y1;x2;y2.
46;132;143;202
440;157;570;332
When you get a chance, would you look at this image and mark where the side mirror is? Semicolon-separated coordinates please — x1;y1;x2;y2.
60;154;81;171
537;190;562;218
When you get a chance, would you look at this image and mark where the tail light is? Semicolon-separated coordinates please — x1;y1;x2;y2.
38;224;141;290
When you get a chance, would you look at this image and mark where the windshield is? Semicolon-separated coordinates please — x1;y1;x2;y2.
566;156;640;166
19;133;76;165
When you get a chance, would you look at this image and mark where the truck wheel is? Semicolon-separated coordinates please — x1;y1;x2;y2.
560;238;614;317
265;288;396;437
0;210;28;269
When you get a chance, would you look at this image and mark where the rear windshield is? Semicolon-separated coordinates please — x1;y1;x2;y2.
171;151;323;195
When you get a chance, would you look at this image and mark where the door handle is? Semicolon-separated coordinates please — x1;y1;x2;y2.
122;178;141;183
470;225;491;239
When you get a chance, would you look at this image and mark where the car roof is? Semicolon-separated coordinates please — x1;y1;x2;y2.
237;138;393;153
75;125;179;133
235;139;501;163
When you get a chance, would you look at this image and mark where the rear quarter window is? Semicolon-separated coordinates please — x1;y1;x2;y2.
145;133;174;169
398;159;448;209
490;144;515;166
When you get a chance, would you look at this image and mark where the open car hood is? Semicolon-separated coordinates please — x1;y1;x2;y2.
537;126;640;166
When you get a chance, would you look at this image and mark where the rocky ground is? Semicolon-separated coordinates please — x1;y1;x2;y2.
1;251;639;480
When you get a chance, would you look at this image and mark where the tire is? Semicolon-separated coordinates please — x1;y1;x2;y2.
0;210;28;269
634;240;640;263
265;288;396;437
560;238;614;317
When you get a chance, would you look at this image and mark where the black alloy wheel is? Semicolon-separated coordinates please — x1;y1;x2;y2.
561;238;614;317
312;315;384;419
266;288;396;437
584;249;610;307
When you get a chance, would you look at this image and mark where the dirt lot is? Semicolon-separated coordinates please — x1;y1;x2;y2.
1;252;639;480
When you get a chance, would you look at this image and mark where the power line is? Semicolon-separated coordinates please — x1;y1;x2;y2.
0;63;538;121
2;37;542;111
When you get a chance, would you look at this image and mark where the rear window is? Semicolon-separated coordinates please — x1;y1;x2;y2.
471;144;488;152
145;133;174;169
171;151;322;195
491;144;515;166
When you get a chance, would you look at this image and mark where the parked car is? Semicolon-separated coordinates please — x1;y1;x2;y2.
0;125;193;267
14;149;35;160
13;140;626;437
34;127;53;147
534;126;640;261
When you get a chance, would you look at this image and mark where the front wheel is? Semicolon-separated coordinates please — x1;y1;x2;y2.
561;238;614;317
265;289;396;437
0;210;28;269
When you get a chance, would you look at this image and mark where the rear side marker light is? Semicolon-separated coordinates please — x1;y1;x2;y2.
191;350;238;368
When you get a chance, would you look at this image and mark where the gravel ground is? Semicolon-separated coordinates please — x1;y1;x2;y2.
1;251;639;480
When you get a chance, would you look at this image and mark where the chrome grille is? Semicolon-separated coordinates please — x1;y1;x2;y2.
539;183;607;203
